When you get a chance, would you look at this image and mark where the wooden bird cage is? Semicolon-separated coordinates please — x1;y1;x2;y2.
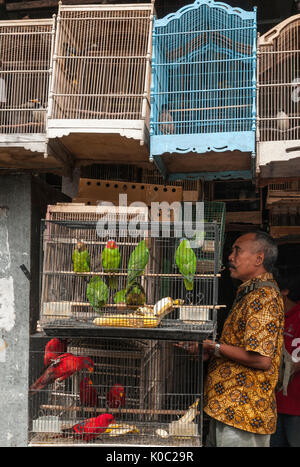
257;15;300;179
0;18;55;135
258;15;300;143
49;4;154;122
266;181;300;238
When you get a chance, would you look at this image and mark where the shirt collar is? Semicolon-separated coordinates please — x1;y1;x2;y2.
237;272;274;293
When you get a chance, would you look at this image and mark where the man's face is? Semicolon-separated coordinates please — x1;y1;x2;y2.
228;233;264;282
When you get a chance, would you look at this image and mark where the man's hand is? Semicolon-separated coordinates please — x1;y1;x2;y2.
203;339;217;360
174;341;198;356
174;341;213;361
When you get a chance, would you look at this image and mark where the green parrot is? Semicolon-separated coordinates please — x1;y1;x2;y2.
87;276;109;313
114;289;127;305
175;238;197;291
127;239;150;287
101;239;121;290
72;240;90;273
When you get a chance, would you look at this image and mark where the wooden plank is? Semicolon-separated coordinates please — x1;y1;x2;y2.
226;211;262;224
41;403;201;417
258;176;300;188
75;178;183;207
269;226;300;238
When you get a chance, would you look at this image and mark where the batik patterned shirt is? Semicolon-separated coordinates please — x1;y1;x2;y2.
204;273;284;434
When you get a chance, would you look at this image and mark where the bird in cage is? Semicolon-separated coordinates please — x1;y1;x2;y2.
29;99;45;125
80;376;99;411
101;239;121;290
127;239;150;287
29;353;94;396
44;338;68;367
65;414;115;442
106;383;126;410
276;110;290;131
72;240;91;273
158;104;175;135
86;276;109;313
63;42;78;86
175;238;197;291
113;288;127;305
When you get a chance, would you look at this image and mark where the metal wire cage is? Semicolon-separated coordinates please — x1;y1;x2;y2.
29;336;202;446
49;3;154;121
258;15;300;142
150;0;257;152
38;204;223;331
0;18;55;134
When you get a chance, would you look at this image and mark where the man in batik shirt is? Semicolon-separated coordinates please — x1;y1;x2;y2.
203;231;284;447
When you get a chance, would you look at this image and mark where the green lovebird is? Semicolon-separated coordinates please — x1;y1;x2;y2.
72;240;91;273
127;239;150;286
87;276;109;313
101;239;121;290
175;238;197;291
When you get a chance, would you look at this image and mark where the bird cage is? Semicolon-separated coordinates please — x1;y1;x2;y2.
150;0;257;180
0;18;55;135
266;181;300;237
257;15;300;175
38;202;223;333
49;3;153;123
29;336;202;446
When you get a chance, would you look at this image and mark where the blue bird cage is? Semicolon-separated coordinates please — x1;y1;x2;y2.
150;0;257;182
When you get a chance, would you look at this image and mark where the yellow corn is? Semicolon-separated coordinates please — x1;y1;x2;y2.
93;314;159;328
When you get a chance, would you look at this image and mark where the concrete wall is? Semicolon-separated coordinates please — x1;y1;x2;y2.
0;174;31;447
0;174;70;447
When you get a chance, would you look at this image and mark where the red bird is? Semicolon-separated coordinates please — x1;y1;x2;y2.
106;383;126;409
71;414;115;441
80;377;98;408
44;338;68;367
30;353;94;396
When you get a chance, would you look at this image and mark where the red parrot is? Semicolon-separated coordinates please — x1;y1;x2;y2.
80;377;98;408
71;414;115;441
106;383;126;409
30;353;94;396
44;338;68;367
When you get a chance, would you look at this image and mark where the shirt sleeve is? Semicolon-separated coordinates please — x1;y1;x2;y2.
243;288;284;358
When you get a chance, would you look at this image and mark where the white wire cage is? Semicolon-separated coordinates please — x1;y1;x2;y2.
29;336;202;446
258;15;300;143
0;18;55;135
49;3;154;123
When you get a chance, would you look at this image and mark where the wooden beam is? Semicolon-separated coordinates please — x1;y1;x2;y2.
6;0;104;11
46;138;75;178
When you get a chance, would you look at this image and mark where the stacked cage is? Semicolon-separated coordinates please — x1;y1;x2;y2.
49;4;153;122
30;202;225;446
29;336;201;446
266;180;300;238
258;15;300;143
150;0;257;158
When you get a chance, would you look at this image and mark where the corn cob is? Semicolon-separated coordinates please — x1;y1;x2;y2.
93;314;159;328
104;424;139;437
93;297;184;328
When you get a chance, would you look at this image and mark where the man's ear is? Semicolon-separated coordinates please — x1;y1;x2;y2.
255;251;264;267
